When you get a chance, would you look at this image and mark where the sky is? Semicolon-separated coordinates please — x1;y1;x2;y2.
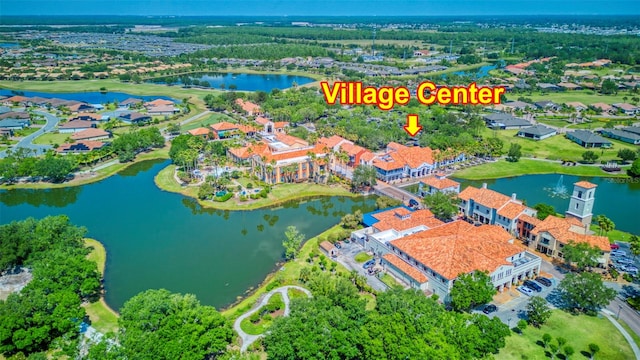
1;0;639;16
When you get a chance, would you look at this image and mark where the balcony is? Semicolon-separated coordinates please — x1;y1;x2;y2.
513;252;540;268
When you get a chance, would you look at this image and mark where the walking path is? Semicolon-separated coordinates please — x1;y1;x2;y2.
233;285;311;352
179;110;211;126
601;309;640;359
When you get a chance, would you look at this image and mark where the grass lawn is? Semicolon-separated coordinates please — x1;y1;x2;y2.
1;146;170;190
590;225;638;242
496;310;635;360
524;89;636;105
155;164;356;211
480;127;637;162
181;112;233;131
239;293;284;335
32;131;71;145
287;288;308;300
380;273;400;288
453;158;628;180
83;239;119;334
354;252;373;263
221;225;350;319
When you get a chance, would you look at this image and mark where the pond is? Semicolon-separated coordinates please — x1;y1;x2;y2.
454;174;639;235
146;72;316;91
0;43;20;48
0;159;376;310
0;89;176;104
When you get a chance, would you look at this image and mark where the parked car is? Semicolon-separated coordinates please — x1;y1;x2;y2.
409;199;420;208
611;250;627;257
483;304;498;314
620;265;639;274
363;259;376;269
523;280;543;292
616;257;634;265
611;243;620;250
535;277;553;287
518;286;535;296
334;242;342;249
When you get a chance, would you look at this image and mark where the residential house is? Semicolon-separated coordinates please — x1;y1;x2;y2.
483;113;532;129
565;102;587;111
144;99;175;108
56;140;107;154
500;101;534;112
418;173;460;196
458;183;537;234
413;50;430;57
0;111;30;120
537;83;561;92
534;100;561;111
387;221;541;301
0;118;30;130
557;82;582;91
235;98;262;116
69;112;102;122
211;122;241;139
70;128;111;141
599;129;640;145
591;102;614;114
188;127;213;139
119;98;143;108
612;103;639;116
58;120;94;133
517;125;557;140
67;103;94;113
147;104;179;116
622;126;640;136
518;215;610;267
118;112;151;124
566;130;612;148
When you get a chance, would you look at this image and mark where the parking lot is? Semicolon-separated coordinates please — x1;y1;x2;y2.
334;240;388;292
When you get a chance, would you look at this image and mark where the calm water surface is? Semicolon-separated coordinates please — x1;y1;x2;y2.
455;174;639;235
0;89;176;104
147;72;315;91
0;160;376;310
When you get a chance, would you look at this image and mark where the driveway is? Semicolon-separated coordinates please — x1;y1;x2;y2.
334;241;388;292
233;285;311;352
0;110;58;158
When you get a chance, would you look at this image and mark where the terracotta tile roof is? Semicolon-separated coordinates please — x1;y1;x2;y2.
574;181;597;189
459;185;512;210
273;121;289;129
145;99;174;107
319;241;336;252
148;105;176;113
591;103;612;111
188;127;211;136
4;95;27;103
228;143;270;160
318;135;347;149
71;128;110;140
235;98;261;113
360;151;377;162
531;215;609;251
390;221;520;280
421;175;460;190
372;208;443;232
497;202;527;220
383;253;427;283
265;143;326;162
255;116;270;125
211;121;239;131
56;140;106;152
373;158;405;171
386;142;435;168
274;133;308;147
518;214;541;226
67;103;93;112
340;142;366;156
237;124;257;134
59;120;93;129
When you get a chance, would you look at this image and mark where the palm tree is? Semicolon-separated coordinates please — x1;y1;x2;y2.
307;151;317;182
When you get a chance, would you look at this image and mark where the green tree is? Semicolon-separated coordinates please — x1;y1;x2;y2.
588;343;600;359
618;148;637;163
375;196;402;210
339;210;363;229
351;165;377;191
562;241;602;271
630;235;640;260
542;333;552;349
526;296;552;327
595;215;615;236
282;225;305;260
422;191;459;220
166;123;181;135
581;150;599;164
601;79;618;95
564;345;575;359
516;319;528;334
557;272;616;315
506;143;522;162
450;270;497;312
627;158;640;178
533;203;556;220
116;289;233;360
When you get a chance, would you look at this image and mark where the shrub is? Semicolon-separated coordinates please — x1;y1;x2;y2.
266;280;281;291
623;273;634;282
239;195;248;202
247;183;254;189
213;192;233;202
249;312;260;323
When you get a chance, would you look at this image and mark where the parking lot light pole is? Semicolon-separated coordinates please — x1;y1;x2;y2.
617;304;622;320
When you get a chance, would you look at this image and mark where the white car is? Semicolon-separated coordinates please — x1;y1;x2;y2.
518;286;535;296
611;250;627;257
620;265;639;275
616;257;634;265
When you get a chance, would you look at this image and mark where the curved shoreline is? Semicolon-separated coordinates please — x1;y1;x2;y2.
84;238;120;324
153;163;359;211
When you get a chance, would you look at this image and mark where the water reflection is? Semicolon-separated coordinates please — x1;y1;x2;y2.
0;186;82;208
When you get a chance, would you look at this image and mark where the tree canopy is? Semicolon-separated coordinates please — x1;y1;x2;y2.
449;271;496;312
557;272;616;315
422;191;459;220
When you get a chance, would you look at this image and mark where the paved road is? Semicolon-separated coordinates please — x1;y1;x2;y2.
601;309;640;359
179;110;211;126
0;110;58;158
335;241;388;292
233;285;311;352
374;181;421;205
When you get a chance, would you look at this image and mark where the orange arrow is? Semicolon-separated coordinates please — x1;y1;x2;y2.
404;114;422;136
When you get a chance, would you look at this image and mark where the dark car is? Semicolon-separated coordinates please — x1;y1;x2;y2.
523;280;543;292
334;242;342;249
535;277;552;287
363;260;376;269
409;199;420;208
483;304;498;314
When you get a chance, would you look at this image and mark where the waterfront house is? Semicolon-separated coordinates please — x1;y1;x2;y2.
517;125;557;141
566;130;612;148
319;241;338;258
58;120;94;133
118;112;151;124
418;173;460;196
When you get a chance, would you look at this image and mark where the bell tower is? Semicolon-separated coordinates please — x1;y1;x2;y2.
565;181;597;226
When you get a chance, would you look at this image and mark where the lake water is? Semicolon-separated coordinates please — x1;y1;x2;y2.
0;43;20;48
0;159;376;310
147;72;316;91
0;89;176;104
455;174;639;235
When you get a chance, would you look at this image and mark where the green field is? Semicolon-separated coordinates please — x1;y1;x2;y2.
496;310;635;360
480;127;637;162
181;112;234;131
523;89;636;105
32;132;71;145
454;158;628;180
354;252;373;263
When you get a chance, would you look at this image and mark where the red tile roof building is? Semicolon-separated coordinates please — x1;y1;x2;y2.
70;128;110;141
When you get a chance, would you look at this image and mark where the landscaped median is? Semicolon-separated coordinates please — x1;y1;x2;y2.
83;239;119;334
454;158;629;180
154;164;358;211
